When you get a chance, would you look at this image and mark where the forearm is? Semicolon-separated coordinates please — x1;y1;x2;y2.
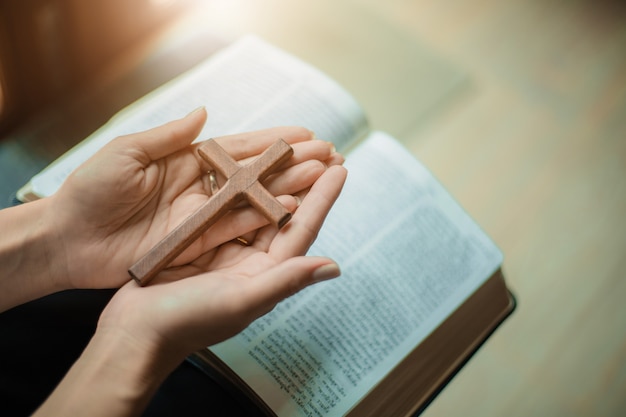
0;199;68;312
33;327;180;417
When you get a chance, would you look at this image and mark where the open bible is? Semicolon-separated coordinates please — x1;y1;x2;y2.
16;36;515;416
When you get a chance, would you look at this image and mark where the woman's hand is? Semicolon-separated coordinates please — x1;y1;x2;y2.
99;164;347;357
47;108;342;291
32;161;347;417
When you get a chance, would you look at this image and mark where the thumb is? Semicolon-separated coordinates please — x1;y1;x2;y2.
244;257;341;316
124;106;207;162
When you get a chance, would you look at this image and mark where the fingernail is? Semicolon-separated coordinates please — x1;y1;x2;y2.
327;141;336;153
186;106;205;117
312;263;341;282
293;195;302;207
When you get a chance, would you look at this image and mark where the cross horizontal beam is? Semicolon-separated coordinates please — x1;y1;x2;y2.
128;139;293;286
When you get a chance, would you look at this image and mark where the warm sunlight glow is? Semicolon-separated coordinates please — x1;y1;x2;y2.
184;0;261;37
150;0;177;7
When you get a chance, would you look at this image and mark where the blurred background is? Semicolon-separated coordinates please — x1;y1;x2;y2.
1;0;625;415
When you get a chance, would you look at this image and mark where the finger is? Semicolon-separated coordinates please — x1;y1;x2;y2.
279;140;335;167
209;126;314;160
273;165;347;256
121;107;207;164
264;159;327;197
242;257;341;316
236;139;335;169
198;195;299;251
256;165;347;258
324;151;346;167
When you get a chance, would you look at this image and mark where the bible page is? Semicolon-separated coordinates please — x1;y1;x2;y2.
210;131;503;417
27;35;367;198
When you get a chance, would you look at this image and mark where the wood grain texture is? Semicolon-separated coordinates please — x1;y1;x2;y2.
198;139;294;229
128;139;293;286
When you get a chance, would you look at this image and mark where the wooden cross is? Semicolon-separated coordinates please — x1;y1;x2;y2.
128;139;294;286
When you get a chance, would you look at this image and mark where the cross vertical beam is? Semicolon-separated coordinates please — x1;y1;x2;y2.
128;139;293;286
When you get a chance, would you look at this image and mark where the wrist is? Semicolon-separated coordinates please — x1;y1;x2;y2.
0;198;69;311
34;326;181;417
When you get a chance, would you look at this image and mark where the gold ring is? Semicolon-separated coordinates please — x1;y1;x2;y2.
208;170;219;195
234;236;251;246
